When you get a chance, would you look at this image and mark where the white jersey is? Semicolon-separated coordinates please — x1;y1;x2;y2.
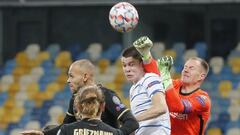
130;73;171;135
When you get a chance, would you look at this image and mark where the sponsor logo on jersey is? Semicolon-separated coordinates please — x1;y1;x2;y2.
170;112;188;120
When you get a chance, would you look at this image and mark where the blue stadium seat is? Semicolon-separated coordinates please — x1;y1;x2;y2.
4;59;16;75
65;43;82;61
47;43;61;61
194;41;207;59
102;43;122;63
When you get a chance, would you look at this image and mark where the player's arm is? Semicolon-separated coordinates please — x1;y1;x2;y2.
167;87;211;113
133;36;174;89
165;82;184;112
135;92;167;122
143;58;160;75
62;96;76;123
135;75;168;122
118;110;139;135
103;88;139;135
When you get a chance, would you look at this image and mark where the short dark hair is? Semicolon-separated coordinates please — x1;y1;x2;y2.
121;46;142;62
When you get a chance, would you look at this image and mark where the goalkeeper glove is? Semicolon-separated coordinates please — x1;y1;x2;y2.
157;56;174;89
133;36;153;61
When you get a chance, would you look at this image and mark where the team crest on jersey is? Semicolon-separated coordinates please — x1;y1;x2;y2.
112;96;125;111
112;96;121;104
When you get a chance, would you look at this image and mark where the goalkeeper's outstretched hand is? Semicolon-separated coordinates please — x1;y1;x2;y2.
133;36;153;61
157;56;174;89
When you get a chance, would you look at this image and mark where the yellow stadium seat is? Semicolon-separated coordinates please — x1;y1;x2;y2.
218;80;232;98
15;52;29;67
56;74;68;89
11;107;24;123
207;127;222;135
26;83;40;100
163;49;177;58
55;51;72;72
12;67;27;81
8;82;20;97
37;51;50;62
4;98;15;110
97;59;110;74
32;92;44;108
228;57;240;74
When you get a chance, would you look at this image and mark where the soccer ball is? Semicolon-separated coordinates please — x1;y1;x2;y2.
109;2;139;33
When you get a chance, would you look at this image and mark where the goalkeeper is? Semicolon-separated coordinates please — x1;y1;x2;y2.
133;36;211;135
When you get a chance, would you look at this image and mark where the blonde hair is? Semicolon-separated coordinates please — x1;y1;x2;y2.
75;85;104;119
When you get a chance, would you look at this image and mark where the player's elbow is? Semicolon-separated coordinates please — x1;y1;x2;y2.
154;106;167;116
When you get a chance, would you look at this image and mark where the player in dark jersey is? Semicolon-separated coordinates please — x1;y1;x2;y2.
57;85;123;135
21;59;138;135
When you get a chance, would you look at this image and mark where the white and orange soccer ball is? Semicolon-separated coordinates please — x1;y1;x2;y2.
109;2;139;33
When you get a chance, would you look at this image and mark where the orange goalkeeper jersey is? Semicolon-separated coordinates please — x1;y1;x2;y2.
144;59;211;135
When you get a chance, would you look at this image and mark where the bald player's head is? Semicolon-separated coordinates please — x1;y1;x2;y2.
67;59;96;94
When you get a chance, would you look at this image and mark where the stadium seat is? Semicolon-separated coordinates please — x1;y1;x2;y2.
218;80;232;98
207;127;222;135
172;42;186;66
55;51;72;72
4;59;16;75
65;43;82;61
56;74;68;89
228;103;240;121
37;51;50;63
48;105;64;121
15;52;29;67
209;56;224;75
152;42;165;58
97;58;110;74
183;49;198;62
228;57;240;74
0;75;14;92
194;41;207;59
24;120;41;130
86;42;102;62
9;128;23;135
47;43;61;61
102;43;122;63
25;43;40;60
226;127;240;135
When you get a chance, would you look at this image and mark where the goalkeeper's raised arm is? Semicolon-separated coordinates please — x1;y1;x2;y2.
133;36;174;89
133;36;153;63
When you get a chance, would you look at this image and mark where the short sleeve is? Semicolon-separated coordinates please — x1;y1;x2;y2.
143;73;165;98
104;89;129;120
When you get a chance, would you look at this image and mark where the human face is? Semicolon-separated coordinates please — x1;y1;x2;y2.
67;63;85;94
121;56;145;84
181;59;205;85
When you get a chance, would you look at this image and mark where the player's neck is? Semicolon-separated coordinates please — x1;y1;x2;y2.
82;115;101;121
181;84;200;94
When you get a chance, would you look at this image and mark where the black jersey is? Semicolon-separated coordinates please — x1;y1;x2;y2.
66;86;129;128
43;86;139;135
58;118;123;135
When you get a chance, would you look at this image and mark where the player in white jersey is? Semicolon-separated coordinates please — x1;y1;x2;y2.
121;46;171;135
